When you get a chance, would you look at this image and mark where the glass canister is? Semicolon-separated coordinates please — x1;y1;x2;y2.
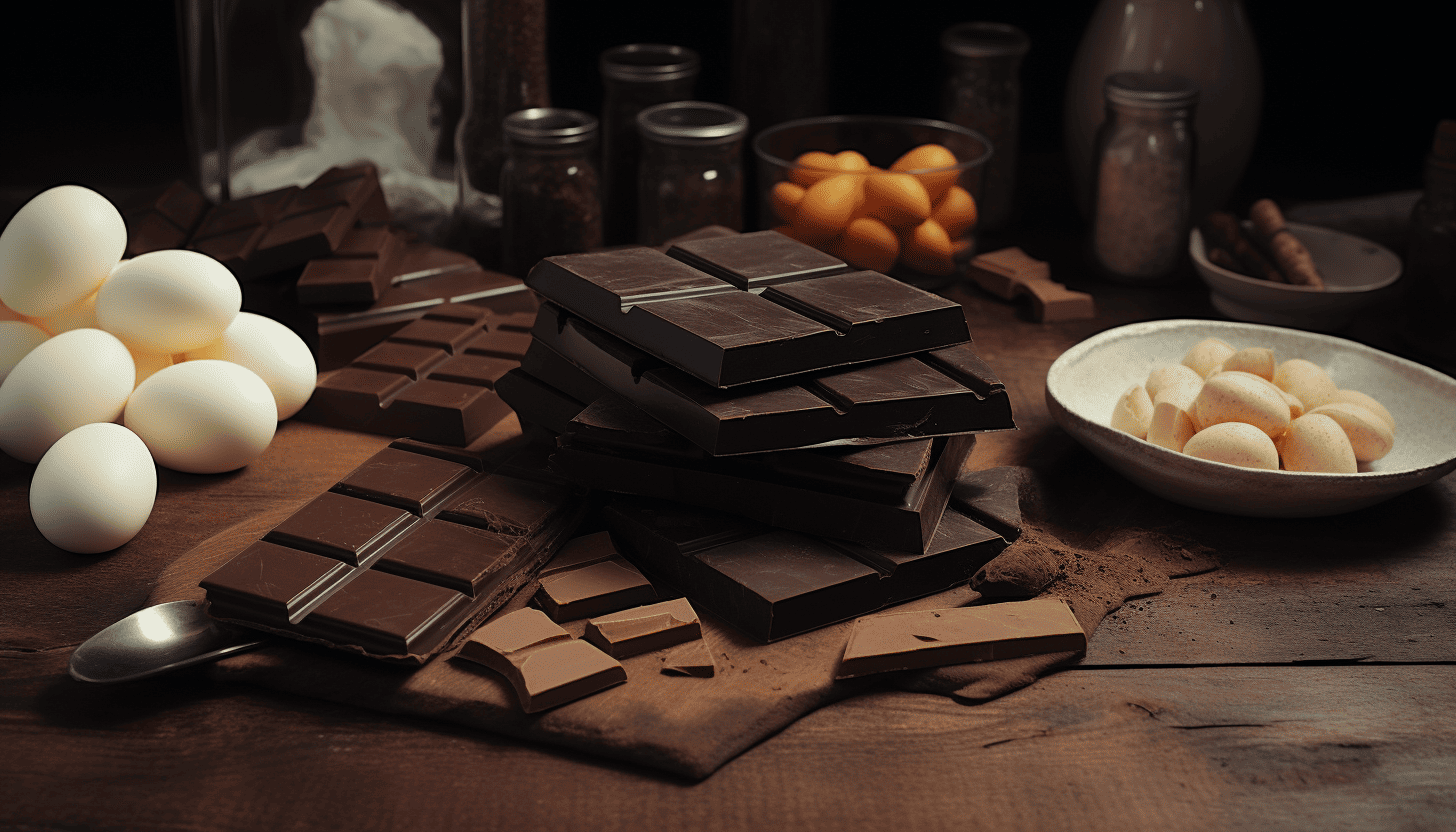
1090;72;1199;282
636;101;750;247
500;108;602;277
1400;119;1456;366
939;22;1029;233
599;44;700;246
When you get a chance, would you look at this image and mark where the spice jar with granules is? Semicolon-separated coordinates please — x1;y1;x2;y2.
1090;72;1199;283
636;101;749;246
939;22;1030;233
500;108;603;277
600;44;700;245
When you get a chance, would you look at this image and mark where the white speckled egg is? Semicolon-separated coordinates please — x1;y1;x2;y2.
30;422;156;553
0;328;136;463
0;185;126;317
1145;363;1203;401
1272;359;1337;409
0;320;49;383
1184;422;1280;470
1327;389;1394;432
1147;381;1201;453
1276;413;1357;474
187;313;316;420
1110;384;1154;439
1216;347;1276;381
1308;402;1396;463
1181;337;1235;378
96;250;241;354
123;359;276;474
1192;372;1291;438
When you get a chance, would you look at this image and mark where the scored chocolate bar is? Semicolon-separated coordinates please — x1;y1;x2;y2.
199;440;587;662
120;180;211;259
532;303;1014;456
527;231;971;387
603;483;1010;643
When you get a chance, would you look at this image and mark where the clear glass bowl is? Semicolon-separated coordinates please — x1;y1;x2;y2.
752;115;992;288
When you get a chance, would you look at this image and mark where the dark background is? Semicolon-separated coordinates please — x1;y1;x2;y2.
0;1;1445;216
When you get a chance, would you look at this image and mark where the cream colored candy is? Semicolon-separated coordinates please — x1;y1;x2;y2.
1184;422;1280;470
124;360;276;474
1272;358;1337;409
1307;402;1395;463
1191;372;1291;438
1147;381;1201;453
1216;347;1275;381
187;312;316;420
1145;363;1203;401
0;328;136;463
1327;389;1394;432
0;185;126;317
0;320;49;383
1276;413;1357;474
96;249;242;354
1110;384;1154;439
30;422;156;554
1181;337;1236;378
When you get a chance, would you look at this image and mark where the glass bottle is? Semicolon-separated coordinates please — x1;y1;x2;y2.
636;101;750;247
500;109;602;278
1090;73;1199;283
1064;0;1260;221
1400;119;1456;366
939;22;1029;233
599;44;700;246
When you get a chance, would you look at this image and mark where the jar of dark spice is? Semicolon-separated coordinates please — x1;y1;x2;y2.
500;108;602;277
636;101;749;246
600;44;700;245
1090;72;1199;282
939;22;1030;232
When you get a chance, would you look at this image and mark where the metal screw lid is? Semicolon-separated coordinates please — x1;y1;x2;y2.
503;108;599;147
1104;72;1200;109
637;101;749;145
940;22;1030;59
601;43;701;83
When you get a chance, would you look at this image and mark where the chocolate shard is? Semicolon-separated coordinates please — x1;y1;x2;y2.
532;543;658;623
833;598;1088;679
455;607;627;713
583;597;702;659
660;638;716;677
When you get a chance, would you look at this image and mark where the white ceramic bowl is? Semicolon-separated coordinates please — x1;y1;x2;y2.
1189;221;1402;331
1045;319;1456;517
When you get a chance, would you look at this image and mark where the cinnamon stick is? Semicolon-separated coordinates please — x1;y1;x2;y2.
1249;199;1324;288
1201;211;1285;282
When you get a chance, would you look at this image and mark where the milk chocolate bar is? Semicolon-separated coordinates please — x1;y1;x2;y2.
199;440;587;662
121;180;211;258
834;598;1087;679
455;607;626;713
533;303;1014;456
298;303;532;446
603;487;1008;643
295;224;405;306
532;532;658;622
527;232;971;387
583;597;702;659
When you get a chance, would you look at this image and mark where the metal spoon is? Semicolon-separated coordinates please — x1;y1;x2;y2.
68;599;267;684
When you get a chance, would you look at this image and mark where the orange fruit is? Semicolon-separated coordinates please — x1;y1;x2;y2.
770;180;807;224
833;150;871;171
899;218;955;276
837;216;900;274
863;171;932;228
789;151;841;187
930;185;978;237
889;143;960;203
791;173;865;242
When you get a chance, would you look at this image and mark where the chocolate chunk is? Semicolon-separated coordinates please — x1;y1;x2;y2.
527;234;971;387
295;224;404;306
200;440;587;662
455;607;627;713
121;180;211;258
833;598;1087;679
660;638;716;677
532;540;658;623
583;597;702;659
532;303;1014;456
537;530;620;577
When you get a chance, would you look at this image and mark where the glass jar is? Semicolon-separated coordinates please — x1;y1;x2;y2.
939;22;1029;233
1090;72;1199;283
500;109;602;277
636;101;749;247
1400;119;1456;366
599;44;700;246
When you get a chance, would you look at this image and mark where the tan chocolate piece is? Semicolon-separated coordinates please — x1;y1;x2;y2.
533;532;657;622
834;597;1087;679
968;247;1094;322
456;607;626;713
661;638;716;677
584;597;702;659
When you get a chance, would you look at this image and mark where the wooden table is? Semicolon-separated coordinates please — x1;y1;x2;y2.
2;239;1453;831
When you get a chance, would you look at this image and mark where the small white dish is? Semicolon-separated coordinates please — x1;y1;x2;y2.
1045;319;1456;517
1190;221;1402;332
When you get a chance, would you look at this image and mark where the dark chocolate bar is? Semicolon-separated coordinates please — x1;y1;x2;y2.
527;231;971;387
603;481;1010;642
121;180;211;259
295;224;405;306
834;598;1087;679
455;608;626;713
532;303;1015;456
583;597;702;659
199;440;587;662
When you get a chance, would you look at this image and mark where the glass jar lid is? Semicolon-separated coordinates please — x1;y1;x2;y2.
503;108;599;146
601;43;700;83
940;22;1030;59
637;101;749;145
1104;72;1199;109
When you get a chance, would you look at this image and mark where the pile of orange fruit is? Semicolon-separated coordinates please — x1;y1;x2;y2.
769;143;978;277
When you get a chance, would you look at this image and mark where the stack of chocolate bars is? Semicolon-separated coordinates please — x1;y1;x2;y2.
498;228;1022;642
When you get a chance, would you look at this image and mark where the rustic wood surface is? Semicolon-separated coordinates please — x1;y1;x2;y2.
2;253;1453;829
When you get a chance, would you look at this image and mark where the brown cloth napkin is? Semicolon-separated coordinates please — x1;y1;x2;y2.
146;450;1216;780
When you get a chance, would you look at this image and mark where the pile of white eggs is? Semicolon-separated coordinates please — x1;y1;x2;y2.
0;185;317;554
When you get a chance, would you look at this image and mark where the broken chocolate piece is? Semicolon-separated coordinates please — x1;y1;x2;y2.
532;533;658;623
295;224;405;305
456;607;627;713
660;638;716;677
583;597;702;659
968;247;1094;323
834;597;1087;679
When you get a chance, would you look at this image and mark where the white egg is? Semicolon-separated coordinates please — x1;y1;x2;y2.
30;422;156;554
0;328;135;463
124;359;276;474
96;249;241;353
0;320;49;383
0;185;126;317
38;287;99;334
127;347;175;387
187;312;316;420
